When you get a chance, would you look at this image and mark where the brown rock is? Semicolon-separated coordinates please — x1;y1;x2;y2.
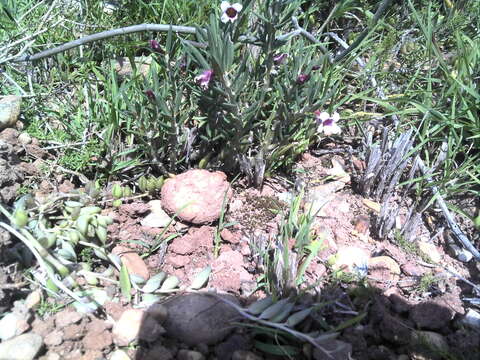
63;324;85;340
44;330;64;346
211;250;252;292
112;245;150;281
401;262;425;277
82;330;113;350
368;256;401;287
220;228;240;244
104;301;124;321
55;310;83;327
410;301;454;330
166;254;190;268
161;169;232;224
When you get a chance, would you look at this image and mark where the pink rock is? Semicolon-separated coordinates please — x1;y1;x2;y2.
112;246;150;281
161;169;232;224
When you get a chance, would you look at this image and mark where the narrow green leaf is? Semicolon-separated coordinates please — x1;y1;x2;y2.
119;262;132;301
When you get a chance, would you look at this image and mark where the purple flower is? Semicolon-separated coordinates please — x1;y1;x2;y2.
273;53;288;65
195;69;214;90
149;39;162;53
221;1;243;23
296;73;311;85
144;89;156;101
314;110;341;136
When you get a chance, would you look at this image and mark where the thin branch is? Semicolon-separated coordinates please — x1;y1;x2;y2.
417;158;480;261
334;0;395;63
12;24;198;63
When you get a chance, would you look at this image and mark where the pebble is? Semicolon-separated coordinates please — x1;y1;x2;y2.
25;290;42;309
461;309;480;330
417;241;442;263
232;350;263;360
18;132;32;145
141;200;172;228
0;333;43;360
330;246;369;275
112;245;150;282
112;309;165;346
177;350;205;360
109;350;131;360
0;312;30;341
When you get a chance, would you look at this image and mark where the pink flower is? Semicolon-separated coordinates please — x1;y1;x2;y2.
144;89;156;101
273;53;288;65
221;1;243;23
296;73;310;85
149;39;162;53
315;111;341;136
195;69;214;90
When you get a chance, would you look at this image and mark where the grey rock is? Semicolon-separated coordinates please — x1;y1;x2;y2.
163;293;240;346
461;309;480;330
177;350;205;360
232;351;263;360
0;333;43;360
0;312;30;341
0;96;21;130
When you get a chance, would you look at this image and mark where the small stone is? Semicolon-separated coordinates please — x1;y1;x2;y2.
82;330;113;350
220;228;240;244
44;330;64;346
161;169;232;224
25;290;42;309
142;344;174;360
417;241;441;263
39;352;61;360
362;198;381;213
55;310;83;327
0;95;21;130
461;309;480;330
0;312;30;341
18;132;32;145
330;246;369;274
368;256;401;287
0;333;43;360
80;350;104;360
141;200;172;228
401;262;425;277
63;324;84;340
177;350;205;360
215;334;251;359
112;246;150;281
109;350;131;360
232;350;263;360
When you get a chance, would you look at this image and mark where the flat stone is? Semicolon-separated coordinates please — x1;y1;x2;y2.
25;290;42;309
0;333;43;360
0;312;30;341
161;169;232;224
112;245;150;281
163;293;240;345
